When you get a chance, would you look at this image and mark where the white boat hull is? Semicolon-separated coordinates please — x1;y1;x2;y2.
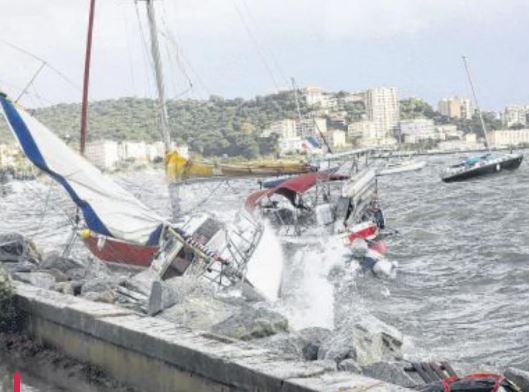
378;160;426;176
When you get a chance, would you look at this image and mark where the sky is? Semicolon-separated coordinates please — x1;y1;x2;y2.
0;0;528;110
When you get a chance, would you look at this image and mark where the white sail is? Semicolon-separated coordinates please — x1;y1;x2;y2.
0;93;166;245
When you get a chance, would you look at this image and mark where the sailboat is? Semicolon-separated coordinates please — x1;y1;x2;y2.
0;1;283;300
378;126;426;176
441;57;523;183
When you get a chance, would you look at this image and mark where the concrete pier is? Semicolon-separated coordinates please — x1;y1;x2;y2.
14;283;408;392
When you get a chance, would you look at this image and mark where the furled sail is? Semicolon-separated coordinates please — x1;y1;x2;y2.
0;92;165;245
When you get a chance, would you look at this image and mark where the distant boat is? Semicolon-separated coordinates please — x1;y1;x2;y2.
441;152;523;183
442;56;523;182
378;159;426;176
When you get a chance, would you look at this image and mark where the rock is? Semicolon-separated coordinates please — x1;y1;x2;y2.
11;272;56;290
4;261;37;273
299;327;332;361
505;367;529;392
147;281;180;316
82;290;116;304
0;233;41;264
362;362;418;388
81;277;116;294
159;294;237;330
211;306;289;341
318;315;403;366
43;268;69;283
338;359;362;373
65;267;88;281
40;252;85;272
54;281;75;296
253;332;307;358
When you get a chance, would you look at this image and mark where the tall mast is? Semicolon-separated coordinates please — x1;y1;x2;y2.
144;0;172;153
462;56;490;150
80;0;96;155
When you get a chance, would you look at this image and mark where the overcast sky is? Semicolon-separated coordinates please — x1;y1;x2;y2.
0;0;528;110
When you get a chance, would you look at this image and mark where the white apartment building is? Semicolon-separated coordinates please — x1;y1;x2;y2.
297;117;327;137
435;124;462;140
304;86;324;107
489;129;529;146
263;119;298;139
120;141;148;162
399;119;436;144
146;141;166;161
365;87;400;138
85;140;120;170
438;97;473;120
326;129;347;148
348;121;377;141
503;105;529;127
278;137;304;154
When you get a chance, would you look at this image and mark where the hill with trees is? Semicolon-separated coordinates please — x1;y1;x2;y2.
0;91;314;159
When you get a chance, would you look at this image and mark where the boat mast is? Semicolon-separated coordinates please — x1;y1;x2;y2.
462;56;490;150
80;0;97;155
144;0;172;153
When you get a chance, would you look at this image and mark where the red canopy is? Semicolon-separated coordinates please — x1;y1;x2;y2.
245;172;347;212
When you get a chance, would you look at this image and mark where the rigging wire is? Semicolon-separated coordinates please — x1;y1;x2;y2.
1;39;82;93
134;0;163;136
238;0;290;87
231;0;281;91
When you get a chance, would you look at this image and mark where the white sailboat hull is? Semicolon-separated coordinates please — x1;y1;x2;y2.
378;160;426;176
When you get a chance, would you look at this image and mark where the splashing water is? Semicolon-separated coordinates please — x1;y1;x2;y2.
276;234;355;330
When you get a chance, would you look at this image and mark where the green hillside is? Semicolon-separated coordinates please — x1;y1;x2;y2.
0;92;314;159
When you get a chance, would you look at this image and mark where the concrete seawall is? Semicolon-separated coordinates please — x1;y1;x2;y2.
14;282;409;392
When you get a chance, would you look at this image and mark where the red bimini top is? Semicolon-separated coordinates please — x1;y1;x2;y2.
244;171;348;213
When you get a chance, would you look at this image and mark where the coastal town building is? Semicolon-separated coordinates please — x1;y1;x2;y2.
398;119;436;144
365;87;400;139
262;119;298;139
435;124;462;140
85;140;120;170
503;105;529;127
296;117;327;137
278;137;304;154
85;140;170;170
489;129;529;146
326;129;347;148
438;97;473;120
120;141;149;162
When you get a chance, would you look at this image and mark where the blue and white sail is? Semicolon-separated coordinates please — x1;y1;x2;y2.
0;92;166;245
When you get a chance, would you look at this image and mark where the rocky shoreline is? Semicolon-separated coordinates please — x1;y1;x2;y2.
1;232;529;391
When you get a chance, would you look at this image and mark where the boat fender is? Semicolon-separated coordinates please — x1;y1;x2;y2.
96;235;106;251
372;259;397;279
496;164;501;172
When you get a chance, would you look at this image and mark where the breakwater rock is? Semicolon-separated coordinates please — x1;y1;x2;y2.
0;233;415;389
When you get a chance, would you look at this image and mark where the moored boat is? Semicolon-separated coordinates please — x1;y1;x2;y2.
378;159;426;176
442;56;524;182
441;153;523;183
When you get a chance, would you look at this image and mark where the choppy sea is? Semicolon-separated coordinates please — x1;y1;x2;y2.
1;154;528;389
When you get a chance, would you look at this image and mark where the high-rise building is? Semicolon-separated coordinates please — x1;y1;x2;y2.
365;87;400;140
438;97;473;119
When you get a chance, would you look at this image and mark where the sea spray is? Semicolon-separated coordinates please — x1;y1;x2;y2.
245;221;284;301
277;233;354;330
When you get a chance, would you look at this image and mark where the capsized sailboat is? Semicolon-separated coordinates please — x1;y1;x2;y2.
0;91;281;300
